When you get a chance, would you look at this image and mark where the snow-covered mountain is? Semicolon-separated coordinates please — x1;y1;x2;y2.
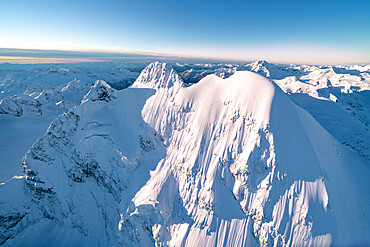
0;62;369;246
176;61;370;160
0;63;145;184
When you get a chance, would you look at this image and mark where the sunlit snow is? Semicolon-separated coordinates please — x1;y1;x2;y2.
0;61;369;246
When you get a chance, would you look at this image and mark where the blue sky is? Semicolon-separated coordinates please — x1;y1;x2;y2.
0;0;369;64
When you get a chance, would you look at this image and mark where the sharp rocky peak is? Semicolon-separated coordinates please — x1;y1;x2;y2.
131;61;184;90
82;80;116;103
254;59;270;66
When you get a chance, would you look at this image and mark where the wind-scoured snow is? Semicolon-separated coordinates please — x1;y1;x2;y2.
130;65;370;246
0;62;369;246
176;61;370;161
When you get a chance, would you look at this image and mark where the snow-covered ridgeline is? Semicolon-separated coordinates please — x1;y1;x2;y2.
131;66;370;246
176;60;370;160
0;63;145;185
131;61;184;90
1;77;165;246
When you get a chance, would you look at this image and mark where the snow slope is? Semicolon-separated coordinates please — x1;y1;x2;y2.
0;63;145;183
177;61;370;161
1;62;369;246
272;65;370;160
131;65;370;246
0;80;165;246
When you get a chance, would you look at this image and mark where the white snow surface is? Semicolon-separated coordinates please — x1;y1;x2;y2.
0;61;369;246
0;63;144;183
176;60;370;160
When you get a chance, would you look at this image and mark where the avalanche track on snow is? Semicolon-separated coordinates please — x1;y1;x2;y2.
0;62;369;246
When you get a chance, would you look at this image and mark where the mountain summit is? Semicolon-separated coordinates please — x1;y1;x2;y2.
132;61;184;89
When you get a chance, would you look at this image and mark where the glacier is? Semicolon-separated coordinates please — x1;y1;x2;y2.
0;61;369;246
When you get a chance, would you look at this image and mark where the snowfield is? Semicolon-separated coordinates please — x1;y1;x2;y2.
0;61;369;246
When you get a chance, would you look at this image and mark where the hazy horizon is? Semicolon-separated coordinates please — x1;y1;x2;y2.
1;0;369;64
